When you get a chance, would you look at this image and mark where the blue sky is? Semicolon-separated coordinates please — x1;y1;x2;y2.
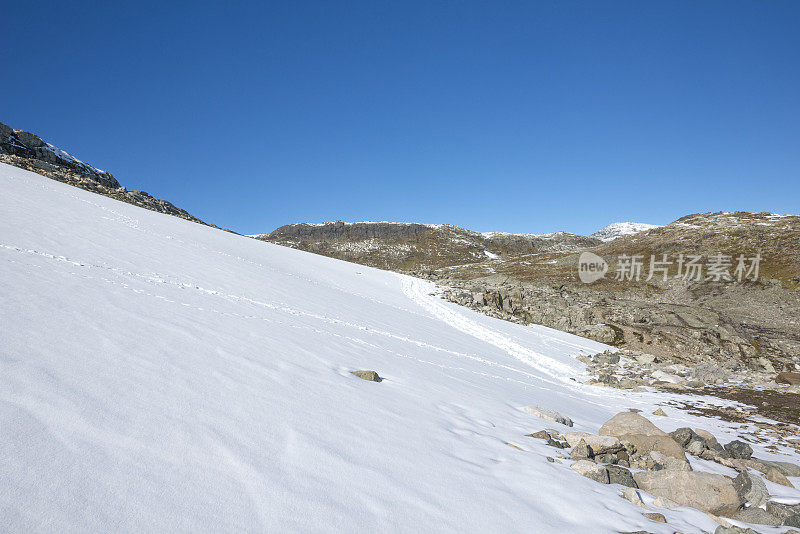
3;1;799;235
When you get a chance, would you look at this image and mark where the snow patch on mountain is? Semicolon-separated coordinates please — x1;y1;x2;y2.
590;222;660;242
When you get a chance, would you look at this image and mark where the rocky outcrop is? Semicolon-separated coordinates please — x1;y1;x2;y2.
0;121;207;225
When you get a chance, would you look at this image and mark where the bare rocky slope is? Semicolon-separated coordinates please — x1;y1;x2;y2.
255;221;600;271
0;121;207;225
256;215;800;392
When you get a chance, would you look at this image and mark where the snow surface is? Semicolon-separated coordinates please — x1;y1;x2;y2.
1;162;797;533
590;222;660;242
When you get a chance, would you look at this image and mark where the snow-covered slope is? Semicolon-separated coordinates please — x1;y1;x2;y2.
0;163;770;533
590;222;660;242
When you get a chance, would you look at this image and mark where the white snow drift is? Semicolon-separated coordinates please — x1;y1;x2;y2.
0;163;794;533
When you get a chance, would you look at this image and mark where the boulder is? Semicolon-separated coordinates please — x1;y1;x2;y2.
715;527;758;534
633;470;743;516
524;405;573;427
765;467;795;487
649;450;692;471
776;372;800;385
730;507;781;526
599;412;668;438
733;471;768;508
724;440;753;460
620;487;646;507
653;408;667;417
766;501;800;521
570;439;593;460
562;432;622;454
526;430;550;440
642;512;666;523
669;427;695;447
594;351;621;365
606;465;637;488
625;434;687;460
571;460;609;484
351;370;382;382
695;428;724;450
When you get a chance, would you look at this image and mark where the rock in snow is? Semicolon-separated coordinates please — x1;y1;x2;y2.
523;405;574;427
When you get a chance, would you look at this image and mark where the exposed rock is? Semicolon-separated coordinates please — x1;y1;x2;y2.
724;440;753;459
786;515;800;527
730;507;781;526
0;122;208;226
765;467;795;487
715;526;759;534
599;412;668;438
632;470;743;515
593;351;621;365
776;372;800;385
571;460;609;484
606;465;637;488
766;501;800;521
526;430;551;440
642;512;666;523
648;450;691;471
733;471;769;508
652;408;667;417
562;432;622;454
669;427;695;447
620;487;647;507
351;370;382;382
524;405;573;427
570;439;594;460
624;434;687;460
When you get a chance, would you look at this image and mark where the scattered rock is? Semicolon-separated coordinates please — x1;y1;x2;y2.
606;465;637;488
524;405;573;427
730;506;781;526
571;460;609;483
652;408;667;417
632;470;743;515
765;467;795;487
724;440;753;460
351;370;382;382
733;471;768;508
786;515;800;527
642;512;666;523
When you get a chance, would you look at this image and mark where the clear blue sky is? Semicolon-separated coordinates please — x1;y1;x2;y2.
3;1;799;235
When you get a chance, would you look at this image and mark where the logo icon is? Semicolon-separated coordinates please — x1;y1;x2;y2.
578;252;608;283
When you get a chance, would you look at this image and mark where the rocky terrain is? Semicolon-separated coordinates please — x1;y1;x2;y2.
0;121;206;225
524;408;800;532
257;214;800;402
254;221;600;271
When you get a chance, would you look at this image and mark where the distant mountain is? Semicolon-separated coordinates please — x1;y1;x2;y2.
590;222;661;242
0;121;206;225
254;221;600;271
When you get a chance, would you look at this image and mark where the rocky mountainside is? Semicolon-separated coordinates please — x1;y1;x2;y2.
0;121;206;225
255;221;599;271
257;213;800;390
591;222;661;242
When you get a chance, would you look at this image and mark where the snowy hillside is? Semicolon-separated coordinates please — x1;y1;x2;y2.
591;222;660;242
1;162;796;533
